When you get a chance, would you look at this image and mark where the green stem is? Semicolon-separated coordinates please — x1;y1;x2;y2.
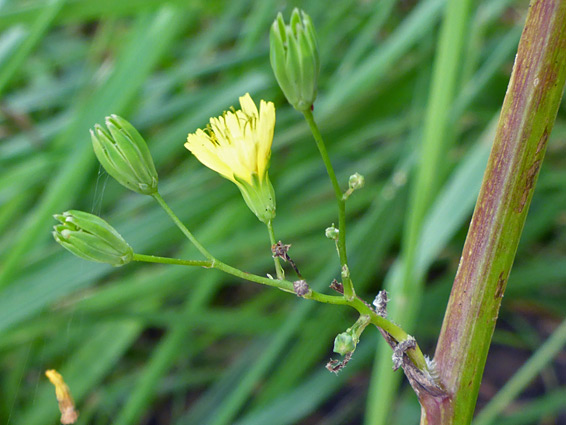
302;109;355;301
266;220;285;279
133;253;212;268
432;1;566;423
152;192;214;261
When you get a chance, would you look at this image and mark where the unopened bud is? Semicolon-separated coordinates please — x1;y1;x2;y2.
325;224;339;240
343;173;365;200
53;210;133;266
91;115;158;195
349;173;365;190
333;331;356;356
270;8;320;112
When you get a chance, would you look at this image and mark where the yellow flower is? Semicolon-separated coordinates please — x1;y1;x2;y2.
185;93;277;223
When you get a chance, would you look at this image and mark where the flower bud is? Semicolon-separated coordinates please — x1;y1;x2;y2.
91;115;158;195
348;173;365;191
53;210;133;266
343;173;365;200
325;224;339;240
333;331;356;356
270;8;320;112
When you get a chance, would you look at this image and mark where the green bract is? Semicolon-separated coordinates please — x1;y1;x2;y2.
53;210;133;266
91;115;158;195
270;8;320;112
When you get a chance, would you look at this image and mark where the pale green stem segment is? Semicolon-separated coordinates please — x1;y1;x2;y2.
152;192;214;261
149;190;427;369
133;254;211;268
302;109;355;301
266;220;285;279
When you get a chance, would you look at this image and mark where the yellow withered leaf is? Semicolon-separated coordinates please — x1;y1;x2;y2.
45;369;78;424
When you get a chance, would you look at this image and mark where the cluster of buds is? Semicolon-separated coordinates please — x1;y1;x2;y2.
54;115;155;265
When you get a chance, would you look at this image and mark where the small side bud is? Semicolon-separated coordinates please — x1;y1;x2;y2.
53;210;133;266
328;315;371;374
325;224;339;240
343;173;365;200
270;8;320;112
333;332;356;356
91;114;158;195
349;172;365;190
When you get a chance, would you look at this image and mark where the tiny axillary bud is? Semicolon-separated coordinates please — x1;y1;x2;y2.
349;172;365;190
325;224;339;240
333;331;356;356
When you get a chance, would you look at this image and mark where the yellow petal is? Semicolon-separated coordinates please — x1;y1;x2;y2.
185;130;234;181
257;100;275;178
185;93;275;187
239;92;259;117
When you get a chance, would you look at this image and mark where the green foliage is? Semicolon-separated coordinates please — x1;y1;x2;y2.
1;0;565;424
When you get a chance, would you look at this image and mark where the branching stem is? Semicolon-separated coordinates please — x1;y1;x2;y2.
146;191;428;370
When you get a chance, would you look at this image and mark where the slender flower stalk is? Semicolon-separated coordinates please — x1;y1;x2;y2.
302;109;354;301
266;220;285;279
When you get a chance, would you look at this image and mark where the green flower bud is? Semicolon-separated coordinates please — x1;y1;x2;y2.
53;210;133;266
270;8;320;112
348;173;365;190
325;224;339;240
333;331;356;356
343;173;365;200
91;115;158;195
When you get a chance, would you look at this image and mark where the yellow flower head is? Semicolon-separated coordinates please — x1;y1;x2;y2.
185;93;277;223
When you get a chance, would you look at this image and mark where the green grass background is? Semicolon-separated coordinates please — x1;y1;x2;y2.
1;0;565;424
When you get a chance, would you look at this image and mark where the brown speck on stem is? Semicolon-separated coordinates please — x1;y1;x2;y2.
272;241;303;277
